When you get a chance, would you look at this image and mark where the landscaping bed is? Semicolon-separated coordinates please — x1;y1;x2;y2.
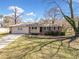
24;34;72;39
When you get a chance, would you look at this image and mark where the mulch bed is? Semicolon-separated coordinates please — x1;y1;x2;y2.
25;35;72;39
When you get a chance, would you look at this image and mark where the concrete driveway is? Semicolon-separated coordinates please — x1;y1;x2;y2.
0;28;9;34
0;34;23;49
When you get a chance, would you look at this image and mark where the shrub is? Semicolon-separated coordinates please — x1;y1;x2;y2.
45;31;65;36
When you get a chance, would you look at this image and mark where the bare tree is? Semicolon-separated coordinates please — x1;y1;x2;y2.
13;8;24;24
63;0;74;18
3;16;14;27
44;6;61;24
9;6;24;24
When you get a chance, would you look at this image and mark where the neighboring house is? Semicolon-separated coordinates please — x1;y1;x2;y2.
9;20;62;34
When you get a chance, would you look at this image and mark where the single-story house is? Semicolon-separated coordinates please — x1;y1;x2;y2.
9;21;63;34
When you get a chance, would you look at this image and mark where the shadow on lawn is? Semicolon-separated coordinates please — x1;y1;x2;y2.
0;34;79;59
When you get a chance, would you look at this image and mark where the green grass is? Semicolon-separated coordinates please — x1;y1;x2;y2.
0;35;79;59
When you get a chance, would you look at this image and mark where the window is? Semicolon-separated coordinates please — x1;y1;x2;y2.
32;27;37;29
43;27;46;30
47;27;51;30
18;27;22;30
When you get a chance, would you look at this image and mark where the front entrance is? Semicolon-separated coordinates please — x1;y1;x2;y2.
40;27;43;33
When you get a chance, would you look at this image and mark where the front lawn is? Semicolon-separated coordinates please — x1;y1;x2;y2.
0;35;79;59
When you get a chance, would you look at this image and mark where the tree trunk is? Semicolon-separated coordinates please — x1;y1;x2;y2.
14;8;17;24
69;0;74;19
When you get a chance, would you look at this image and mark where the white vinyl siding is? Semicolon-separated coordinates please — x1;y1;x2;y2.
11;26;29;34
30;27;40;34
18;27;22;30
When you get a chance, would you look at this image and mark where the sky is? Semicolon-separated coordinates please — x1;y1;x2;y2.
0;0;79;22
0;0;47;22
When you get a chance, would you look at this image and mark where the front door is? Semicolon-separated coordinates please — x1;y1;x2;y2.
40;27;43;33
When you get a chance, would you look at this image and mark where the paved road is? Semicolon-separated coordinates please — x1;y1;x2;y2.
0;34;23;49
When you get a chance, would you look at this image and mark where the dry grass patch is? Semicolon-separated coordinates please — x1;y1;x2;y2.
0;35;79;59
